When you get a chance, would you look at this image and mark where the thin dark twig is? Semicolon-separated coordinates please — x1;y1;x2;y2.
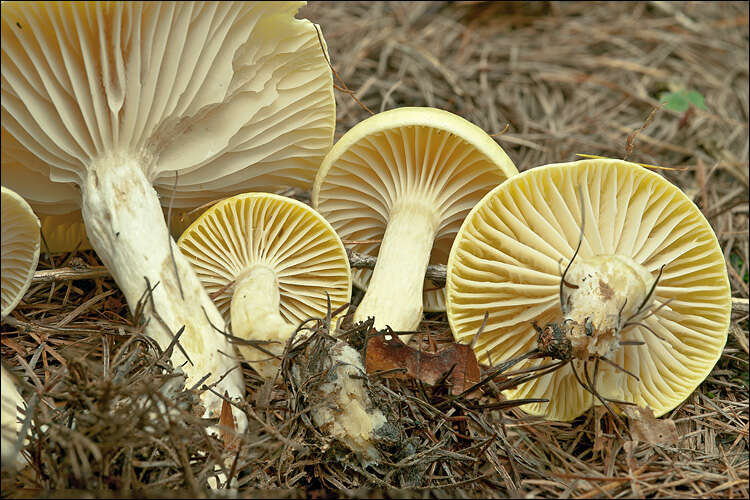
598;355;640;381
624;103;663;160
627;264;666;323
314;24;374;116
622;321;667;343
560;185;586;314
143;277;192;367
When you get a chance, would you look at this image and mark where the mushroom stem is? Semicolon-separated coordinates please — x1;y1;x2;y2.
80;156;245;429
231;264;295;378
353;202;439;339
563;255;655;359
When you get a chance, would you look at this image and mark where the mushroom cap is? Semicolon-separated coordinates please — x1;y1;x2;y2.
312;107;517;312
177;192;352;327
1;1;335;210
1;186;40;317
446;159;731;420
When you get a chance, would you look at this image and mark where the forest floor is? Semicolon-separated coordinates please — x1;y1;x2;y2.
2;2;748;498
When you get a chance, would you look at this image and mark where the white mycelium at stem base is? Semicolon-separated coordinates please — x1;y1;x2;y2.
80;156;245;428
353;202;439;336
562;254;655;360
230;265;295;379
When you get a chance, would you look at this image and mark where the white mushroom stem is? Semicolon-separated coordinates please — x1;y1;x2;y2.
231;264;296;379
559;255;656;405
353;202;439;339
563;255;655;357
80;155;246;429
230;266;387;463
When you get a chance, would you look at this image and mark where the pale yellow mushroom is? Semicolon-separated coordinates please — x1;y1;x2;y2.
1;186;38;470
447;159;731;421
179;193;386;461
1;1;335;427
313;107;517;340
1;186;40;318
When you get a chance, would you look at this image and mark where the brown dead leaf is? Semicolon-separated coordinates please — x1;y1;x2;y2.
624;405;678;445
365;333;480;397
219;392;239;451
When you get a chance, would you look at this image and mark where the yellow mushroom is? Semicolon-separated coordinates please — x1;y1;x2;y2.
447;159;731;421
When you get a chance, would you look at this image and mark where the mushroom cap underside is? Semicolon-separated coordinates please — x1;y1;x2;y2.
1;1;335;209
178;192;352;327
313;107;517;312
1;186;41;317
446;159;731;421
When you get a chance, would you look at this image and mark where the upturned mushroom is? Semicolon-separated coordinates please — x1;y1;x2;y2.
446;159;731;421
313;107;517;340
178;193;386;461
1;186;40;318
177;192;352;377
1;1;335;424
1;186;38;470
1;364;25;471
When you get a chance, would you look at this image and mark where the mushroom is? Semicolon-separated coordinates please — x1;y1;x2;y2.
178;193;387;461
446;159;731;421
312;107;517;340
1;186;37;471
1;364;25;471
1;1;335;424
1;186;40;318
177;192;352;378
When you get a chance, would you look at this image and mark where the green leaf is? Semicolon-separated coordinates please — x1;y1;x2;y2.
659;89;707;112
684;90;707;110
660;91;690;112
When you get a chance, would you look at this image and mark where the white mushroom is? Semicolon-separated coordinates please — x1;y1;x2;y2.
1;186;40;318
313;107;517;340
1;1;335;425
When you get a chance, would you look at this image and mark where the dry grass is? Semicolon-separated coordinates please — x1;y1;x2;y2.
2;1;748;498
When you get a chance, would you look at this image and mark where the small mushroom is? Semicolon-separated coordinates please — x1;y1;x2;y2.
1;1;335;424
1;364;25;471
177;192;352;377
446;159;731;421
179;193;386;461
1;186;37;471
1;186;40;318
313;107;517;339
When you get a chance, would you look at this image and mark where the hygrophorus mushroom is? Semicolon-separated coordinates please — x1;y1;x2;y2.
313;107;517;341
446;159;731;421
1;1;336;426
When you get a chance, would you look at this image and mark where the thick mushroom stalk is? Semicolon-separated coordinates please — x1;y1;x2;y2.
81;156;245;427
230;265;295;379
353;202;439;332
